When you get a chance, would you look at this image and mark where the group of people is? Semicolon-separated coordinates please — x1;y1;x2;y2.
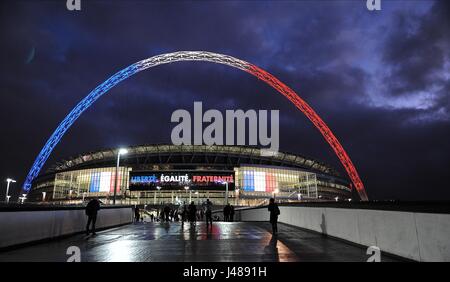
131;199;216;228
182;199;214;227
133;201;212;225
85;197;281;235
222;203;235;222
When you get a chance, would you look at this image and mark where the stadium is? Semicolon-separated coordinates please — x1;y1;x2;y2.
27;144;353;206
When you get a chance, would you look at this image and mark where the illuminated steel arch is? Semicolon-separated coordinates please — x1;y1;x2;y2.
23;51;368;201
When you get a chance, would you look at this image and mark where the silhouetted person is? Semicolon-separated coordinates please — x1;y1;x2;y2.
230;204;235;222
159;208;164;222
170;209;175;221
86;198;101;235
203;199;213;227
164;205;171;222
268;198;280;234
223;204;230;222
188;201;197;223
134;206;140;222
181;204;188;223
150;213;154;222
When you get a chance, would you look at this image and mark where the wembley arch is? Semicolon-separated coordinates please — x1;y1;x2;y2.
23;51;369;201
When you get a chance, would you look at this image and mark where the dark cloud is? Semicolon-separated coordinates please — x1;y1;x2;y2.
0;0;449;201
380;1;449;116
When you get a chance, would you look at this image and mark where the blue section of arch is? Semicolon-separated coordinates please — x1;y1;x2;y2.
23;64;140;191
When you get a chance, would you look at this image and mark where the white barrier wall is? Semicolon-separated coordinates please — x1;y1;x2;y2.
0;207;133;249
236;206;450;262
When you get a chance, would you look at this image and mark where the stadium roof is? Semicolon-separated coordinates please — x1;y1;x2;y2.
48;144;341;177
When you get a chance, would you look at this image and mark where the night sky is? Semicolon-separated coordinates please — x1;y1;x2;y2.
0;0;449;201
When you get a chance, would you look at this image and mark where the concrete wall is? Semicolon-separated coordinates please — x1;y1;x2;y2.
0;206;133;249
236;206;450;262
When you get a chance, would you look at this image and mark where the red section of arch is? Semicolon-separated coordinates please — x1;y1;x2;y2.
245;64;368;201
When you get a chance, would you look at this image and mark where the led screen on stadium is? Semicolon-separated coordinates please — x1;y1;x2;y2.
242;170;278;192
89;171;122;193
129;171;235;191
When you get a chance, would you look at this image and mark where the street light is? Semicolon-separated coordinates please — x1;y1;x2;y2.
5;178;16;203
218;181;229;205
224;181;229;205
273;188;280;201
156;186;162;205
113;148;128;205
19;194;27;204
184;186;191;203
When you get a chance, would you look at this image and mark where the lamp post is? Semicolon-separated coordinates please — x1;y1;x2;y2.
19;194;27;204
113;148;128;205
156;186;161;205
184;186;191;203
184;186;190;203
5;178;16;203
273;188;280;201
195;191;199;204
224;181;229;206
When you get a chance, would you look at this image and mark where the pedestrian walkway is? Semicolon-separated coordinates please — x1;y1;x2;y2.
0;222;401;262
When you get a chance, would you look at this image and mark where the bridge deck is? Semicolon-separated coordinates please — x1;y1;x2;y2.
0;222;400;262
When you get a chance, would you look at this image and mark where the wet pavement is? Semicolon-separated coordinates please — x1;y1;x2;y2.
0;221;401;262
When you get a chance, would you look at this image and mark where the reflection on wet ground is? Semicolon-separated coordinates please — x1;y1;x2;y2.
0;221;401;262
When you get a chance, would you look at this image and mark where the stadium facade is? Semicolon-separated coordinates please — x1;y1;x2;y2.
28;144;353;206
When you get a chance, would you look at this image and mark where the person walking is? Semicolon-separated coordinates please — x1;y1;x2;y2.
174;209;179;222
229;204;235;222
181;203;188;224
164;205;171;222
223;204;230;222
188;201;197;224
268;198;280;234
203;199;213;227
170;209;175;222
85;198;101;235
134;206;140;222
